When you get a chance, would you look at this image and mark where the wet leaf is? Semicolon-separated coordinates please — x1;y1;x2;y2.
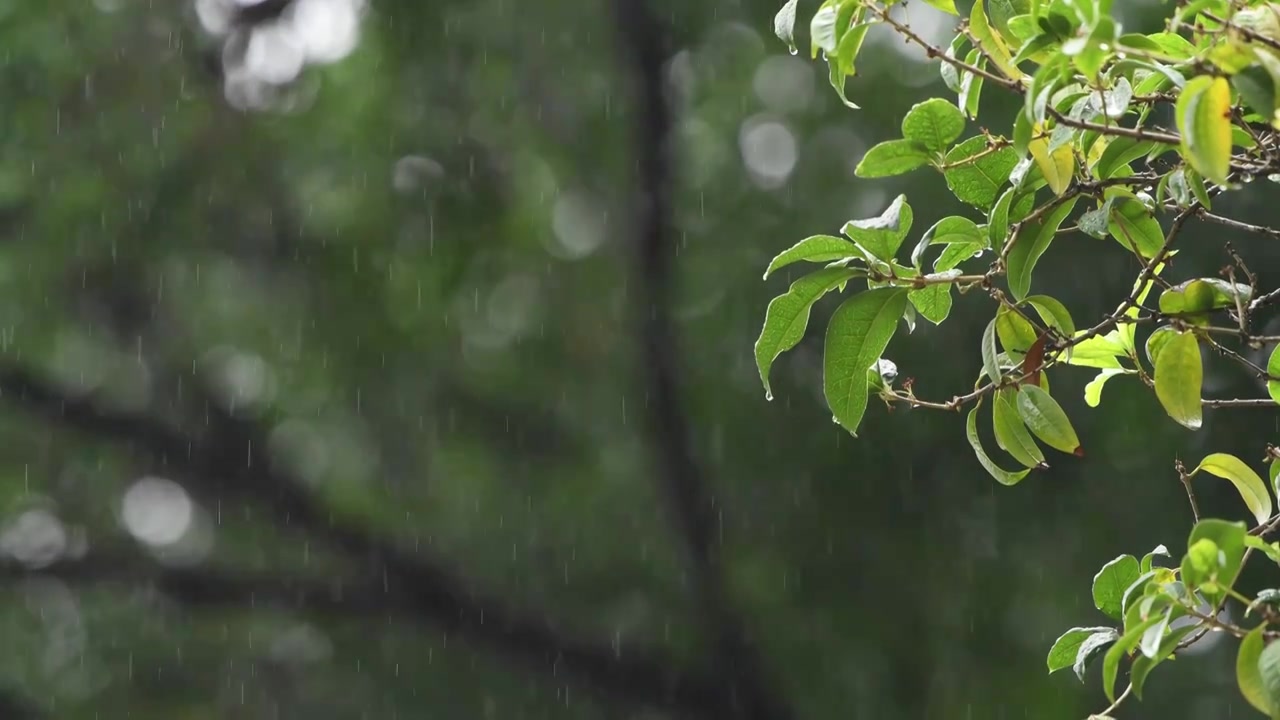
842;195;913;261
901;98;966;152
823;288;910;435
1047;626;1115;674
908;284;953;324
763;235;862;279
773;0;800;54
855;139;933;178
1024;295;1076;336
1238;624;1271;716
1007;196;1078;300
756;268;860;398
994;388;1045;468
1176;75;1232;184
965;402;1031;486
944;136;1020;211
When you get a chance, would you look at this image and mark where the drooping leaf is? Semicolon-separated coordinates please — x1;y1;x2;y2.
965;402;1031;486
969;0;1024;80
1063;332;1127;369
1093;554;1141;620
842;195;913;261
1007;196;1079;300
982;318;1002;384
1102;615;1164;702
1238;624;1271;716
809;0;841;58
855;139;934;178
823;288;910;435
1016;384;1082;456
755;268;860;398
943;136;1020;211
1192;453;1273;526
1131;623;1197;699
1074;628;1121;682
901;98;967;152
1047;626;1115;674
773;0;801;54
1259;632;1280;716
763;235;862;279
1153;330;1203;430
1175;75;1232;184
1145;325;1176;367
994;388;1045;468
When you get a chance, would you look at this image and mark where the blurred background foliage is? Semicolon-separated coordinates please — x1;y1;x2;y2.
0;0;1278;717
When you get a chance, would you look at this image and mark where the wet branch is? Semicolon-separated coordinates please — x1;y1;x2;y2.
0;363;734;718
612;1;794;719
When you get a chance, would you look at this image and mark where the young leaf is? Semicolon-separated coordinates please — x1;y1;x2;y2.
1238;624;1271;717
823;288;910;435
1191;453;1273;526
1175;75;1232;184
1093;554;1141;620
763;235;862;279
1153;330;1203;430
1029;135;1075;196
1047;626;1115;674
965;403;1031;486
995;305;1038;356
842;195;913;261
1181;519;1247;603
773;0;801;54
755;268;860;398
1084;369;1131;408
969;0;1024;80
1007;197;1078;300
994;388;1046;468
1268;345;1280;404
943;136;1020;211
855;140;933;178
901;98;966;152
1141;545;1170;573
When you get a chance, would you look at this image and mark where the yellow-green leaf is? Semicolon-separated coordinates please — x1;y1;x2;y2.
1029;135;1075;196
1193;453;1273;526
1153;330;1203;430
1268;345;1280;405
1084;369;1131;408
1176;76;1232;185
923;0;959;14
1238;625;1271;716
969;0;1024;80
1016;384;1082;456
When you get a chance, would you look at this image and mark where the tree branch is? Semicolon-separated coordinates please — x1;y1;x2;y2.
611;1;794;718
0;363;734;717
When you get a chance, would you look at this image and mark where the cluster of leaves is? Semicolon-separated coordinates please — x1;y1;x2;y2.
759;0;1280;714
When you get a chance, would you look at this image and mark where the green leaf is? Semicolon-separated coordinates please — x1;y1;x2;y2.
1063;332;1127;369
1107;198;1165;258
969;0;1024;80
1259;634;1280;717
1074;628;1121;682
1094;138;1157;180
965;402;1031;486
935;241;986;272
901;99;966;152
1103;615;1164;703
823;288;910;435
855;140;933;178
1131;623;1197;699
1181;519;1247;603
994;388;1046;468
982;319;1002;384
1159;278;1252;315
1145;325;1175;367
995;305;1038;356
1175;75;1232;184
1016;385;1082;456
922;0;959;14
1268;345;1280;404
773;0;800;54
842;195;913;262
763;235;862;279
911;216;983;267
1191;453;1273;526
1238;624;1271;717
1007;196;1078;300
909;284;953;324
1024;295;1076;335
1153;330;1203;430
1084;369;1131;408
943;136;1020;211
1093;554;1141;620
810;1;840;58
755;268;859;398
1047;626;1115;674
1141;545;1170;573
